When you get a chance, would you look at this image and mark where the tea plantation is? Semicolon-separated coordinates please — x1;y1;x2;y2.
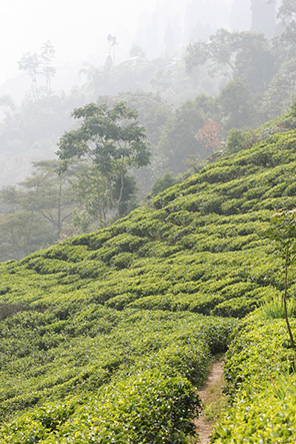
1;115;296;442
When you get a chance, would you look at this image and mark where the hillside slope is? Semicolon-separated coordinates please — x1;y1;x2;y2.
3;129;296;315
1;124;296;442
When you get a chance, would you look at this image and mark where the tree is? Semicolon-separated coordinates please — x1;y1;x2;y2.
18;42;56;97
19;160;78;236
225;128;249;154
276;0;296;59
72;165;111;229
0;160;80;261
185;30;279;93
0;184;47;261
0;95;16;117
57;101;150;217
156;95;214;174
266;209;296;351
185;29;234;79
262;57;296;119
107;91;172;195
18;52;40;95
130;44;146;59
107;34;118;64
151;170;177;197
0;209;44;261
218;78;255;130
231;32;278;93
195;119;223;154
71;165;137;229
40;40;56;94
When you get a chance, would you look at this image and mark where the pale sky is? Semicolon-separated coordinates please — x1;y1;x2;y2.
0;0;237;85
0;0;185;84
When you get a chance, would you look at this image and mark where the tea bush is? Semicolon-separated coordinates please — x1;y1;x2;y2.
0;306;236;423
1;124;296;440
212;315;296;442
0;371;200;444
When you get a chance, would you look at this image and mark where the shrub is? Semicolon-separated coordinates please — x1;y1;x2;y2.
212;296;259;318
212;316;296;443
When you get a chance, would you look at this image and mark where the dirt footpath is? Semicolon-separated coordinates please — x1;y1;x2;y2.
194;359;224;443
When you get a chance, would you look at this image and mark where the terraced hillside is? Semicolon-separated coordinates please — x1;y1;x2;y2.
1;119;296;442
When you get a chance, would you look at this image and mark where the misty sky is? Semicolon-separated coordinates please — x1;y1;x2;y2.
0;0;173;83
0;0;236;85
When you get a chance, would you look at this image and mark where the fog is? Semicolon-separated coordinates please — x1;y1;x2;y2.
0;0;281;116
1;0;292;259
1;0;240;85
0;0;149;83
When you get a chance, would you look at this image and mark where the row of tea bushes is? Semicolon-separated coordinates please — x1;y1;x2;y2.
212;314;296;443
0;304;236;423
0;241;287;319
0;370;199;444
2;130;296;320
1;123;296;440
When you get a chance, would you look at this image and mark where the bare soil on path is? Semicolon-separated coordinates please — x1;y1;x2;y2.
194;358;224;443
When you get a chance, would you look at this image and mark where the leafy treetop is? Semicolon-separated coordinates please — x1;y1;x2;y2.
57;101;150;215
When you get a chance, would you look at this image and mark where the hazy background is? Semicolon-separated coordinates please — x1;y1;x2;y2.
0;0;244;95
2;0;293;260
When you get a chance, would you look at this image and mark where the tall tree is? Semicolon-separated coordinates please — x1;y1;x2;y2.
277;0;296;59
57;101;150;217
185;30;279;93
40;40;56;94
18;42;56;97
218;77;255;130
18;52;40;95
0;95;16;117
107;34;118;64
185;29;234;79
262;57;296;119
19;159;78;236
0;185;45;261
0;160;79;261
157;95;214;173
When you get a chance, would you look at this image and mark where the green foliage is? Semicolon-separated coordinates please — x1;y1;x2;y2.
185;30;278;94
57;101;150;216
0;305;235;428
212;316;296;442
156;95;213;173
1;121;296;440
260;294;296;320
266;208;296;349
218;77;254;130
151;170;178;197
0;371;199;444
0;160;80;261
277;0;296;60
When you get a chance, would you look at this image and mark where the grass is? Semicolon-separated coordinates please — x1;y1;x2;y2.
203;378;228;423
269;371;296;400
260;294;296;320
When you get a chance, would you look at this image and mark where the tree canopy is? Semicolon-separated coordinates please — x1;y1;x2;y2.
57;101;150;216
185;30;278;93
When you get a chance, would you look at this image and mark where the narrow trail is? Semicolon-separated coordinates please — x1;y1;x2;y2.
194;358;224;443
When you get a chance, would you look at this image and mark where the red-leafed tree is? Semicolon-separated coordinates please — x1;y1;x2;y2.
195;119;223;154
